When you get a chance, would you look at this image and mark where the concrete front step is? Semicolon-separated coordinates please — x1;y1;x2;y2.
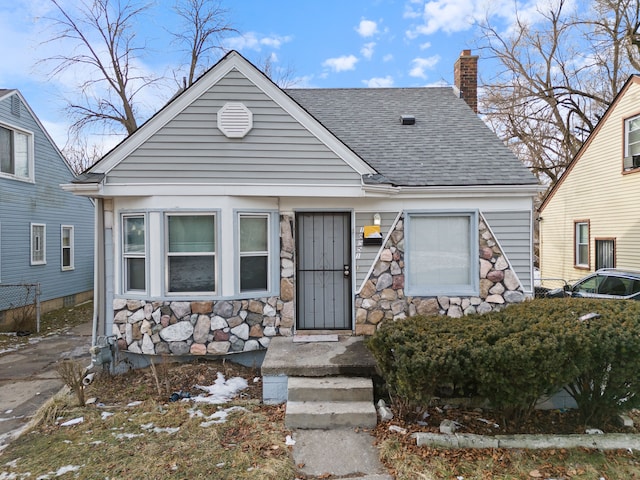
285;400;378;429
288;376;374;403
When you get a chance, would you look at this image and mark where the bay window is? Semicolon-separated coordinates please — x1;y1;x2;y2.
123;215;146;292
239;213;269;292
166;214;216;293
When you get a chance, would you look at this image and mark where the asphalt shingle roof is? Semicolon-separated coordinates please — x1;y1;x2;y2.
285;87;538;187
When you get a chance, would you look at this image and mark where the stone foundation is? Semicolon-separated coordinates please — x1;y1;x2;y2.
112;297;291;355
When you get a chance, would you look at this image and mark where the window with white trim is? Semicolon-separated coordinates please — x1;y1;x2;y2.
0;124;32;180
166;214;216;293
123;215;146;292
239;213;270;292
406;212;477;295
30;223;46;265
61;225;74;270
575;221;589;268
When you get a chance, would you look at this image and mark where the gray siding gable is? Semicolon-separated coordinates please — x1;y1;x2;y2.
106;68;362;186
0;90;94;306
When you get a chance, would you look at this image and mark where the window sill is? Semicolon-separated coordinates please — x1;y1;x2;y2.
0;172;34;183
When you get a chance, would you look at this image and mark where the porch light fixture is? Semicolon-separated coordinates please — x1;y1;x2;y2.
373;213;381;226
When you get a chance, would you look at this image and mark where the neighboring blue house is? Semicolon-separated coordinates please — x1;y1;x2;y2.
0;89;94;331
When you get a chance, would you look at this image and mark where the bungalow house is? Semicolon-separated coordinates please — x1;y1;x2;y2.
539;75;640;282
63;50;539;361
0;89;94;331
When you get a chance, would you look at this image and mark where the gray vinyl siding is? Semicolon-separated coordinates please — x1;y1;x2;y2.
355;211;400;290
108;69;361;185
482;211;533;292
0;92;94;309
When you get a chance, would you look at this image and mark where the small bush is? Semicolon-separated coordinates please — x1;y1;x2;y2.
367;298;640;427
562;300;640;426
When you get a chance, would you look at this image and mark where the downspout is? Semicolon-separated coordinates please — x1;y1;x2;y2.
91;198;102;346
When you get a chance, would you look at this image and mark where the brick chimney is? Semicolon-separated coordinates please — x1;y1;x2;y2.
454;49;478;113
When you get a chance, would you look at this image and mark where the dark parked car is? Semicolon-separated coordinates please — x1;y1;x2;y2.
544;269;640;300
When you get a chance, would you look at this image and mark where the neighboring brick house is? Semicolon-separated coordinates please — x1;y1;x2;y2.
63;50;538;360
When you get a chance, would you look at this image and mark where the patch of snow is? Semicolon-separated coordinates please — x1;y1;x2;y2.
193;373;248;404
285;435;295;446
199;406;248;427
100;412;114;420
140;423;179;434
112;432;144;440
54;465;82;476
126;401;143;407
60;417;84;427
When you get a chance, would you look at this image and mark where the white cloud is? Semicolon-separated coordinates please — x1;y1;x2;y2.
406;0;578;37
361;42;376;60
322;55;358;72
419;42;432;50
356;19;378;37
226;32;292;51
409;55;441;79
383;54;394;62
363;76;394;88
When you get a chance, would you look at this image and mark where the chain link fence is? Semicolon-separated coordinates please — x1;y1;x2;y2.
0;283;41;333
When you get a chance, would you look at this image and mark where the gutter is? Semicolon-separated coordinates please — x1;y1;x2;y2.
362;183;543;198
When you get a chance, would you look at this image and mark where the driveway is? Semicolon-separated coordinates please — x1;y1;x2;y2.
0;321;92;446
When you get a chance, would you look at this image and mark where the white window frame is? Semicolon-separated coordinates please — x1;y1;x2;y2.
122;214;147;293
30;223;46;265
165;212;217;295
405;211;478;296
0;122;34;182
237;212;272;294
625;114;640;158
61;225;74;271
575;221;590;268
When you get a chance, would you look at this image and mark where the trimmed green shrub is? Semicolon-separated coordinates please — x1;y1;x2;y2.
366;298;640;427
562;299;640;426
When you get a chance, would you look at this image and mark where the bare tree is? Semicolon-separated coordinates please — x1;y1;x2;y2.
41;0;160;136
62;133;104;174
479;0;640;187
256;53;300;88
171;0;237;87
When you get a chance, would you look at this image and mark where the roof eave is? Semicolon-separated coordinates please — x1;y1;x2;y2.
363;183;542;198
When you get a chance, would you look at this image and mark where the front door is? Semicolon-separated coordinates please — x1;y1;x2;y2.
296;212;352;330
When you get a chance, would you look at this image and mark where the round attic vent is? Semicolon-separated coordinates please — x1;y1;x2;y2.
217;102;253;138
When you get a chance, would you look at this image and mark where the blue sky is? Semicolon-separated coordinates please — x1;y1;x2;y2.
0;0;555;151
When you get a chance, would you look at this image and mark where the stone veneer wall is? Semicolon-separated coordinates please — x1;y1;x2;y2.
354;215;525;335
113;212;525;355
112;214;296;356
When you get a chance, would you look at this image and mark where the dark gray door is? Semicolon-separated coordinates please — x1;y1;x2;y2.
296;212;351;330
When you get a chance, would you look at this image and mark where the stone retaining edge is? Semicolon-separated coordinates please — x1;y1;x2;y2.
412;432;640;450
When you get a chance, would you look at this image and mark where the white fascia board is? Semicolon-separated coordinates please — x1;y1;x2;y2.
363;183;542;198
95;182;366;198
61;182;104;196
93;51;376;177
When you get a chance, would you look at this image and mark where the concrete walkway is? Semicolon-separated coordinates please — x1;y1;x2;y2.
0;321;92;447
292;428;393;479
